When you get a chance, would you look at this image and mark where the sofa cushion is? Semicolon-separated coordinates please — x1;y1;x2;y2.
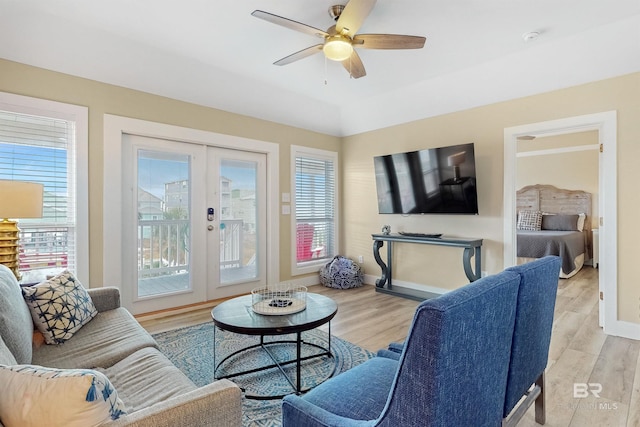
0;264;34;364
0;335;17;366
98;347;197;413
22;270;98;345
32;307;157;370
0;364;126;427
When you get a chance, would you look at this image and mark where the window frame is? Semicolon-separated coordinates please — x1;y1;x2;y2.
290;145;339;275
0;92;89;284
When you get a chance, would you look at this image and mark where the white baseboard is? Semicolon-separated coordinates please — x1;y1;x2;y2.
605;319;640;340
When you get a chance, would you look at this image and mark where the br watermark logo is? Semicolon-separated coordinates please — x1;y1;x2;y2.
573;383;602;398
566;383;618;411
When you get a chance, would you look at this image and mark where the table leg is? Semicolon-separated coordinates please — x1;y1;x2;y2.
462;245;482;282
296;331;302;394
213;324;217;379
373;239;389;288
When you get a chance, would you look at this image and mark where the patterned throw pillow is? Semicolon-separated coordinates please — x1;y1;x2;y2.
516;210;543;231
319;255;364;289
22;271;98;345
0;364;126;426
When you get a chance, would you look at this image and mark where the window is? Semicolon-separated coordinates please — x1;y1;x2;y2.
291;145;338;274
0;93;88;283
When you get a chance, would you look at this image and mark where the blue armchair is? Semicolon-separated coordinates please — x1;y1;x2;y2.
502;256;560;426
282;270;522;427
377;256;561;426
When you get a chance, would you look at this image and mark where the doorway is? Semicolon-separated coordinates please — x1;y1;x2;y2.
121;135;267;313
103;114;280;316
503;111;618;335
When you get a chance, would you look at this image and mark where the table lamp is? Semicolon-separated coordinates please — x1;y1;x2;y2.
447;151;467;182
0;180;44;280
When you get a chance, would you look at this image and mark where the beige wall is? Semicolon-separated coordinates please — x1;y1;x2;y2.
342;72;639;323
1;58;639;324
0;58;341;287
517;131;599;228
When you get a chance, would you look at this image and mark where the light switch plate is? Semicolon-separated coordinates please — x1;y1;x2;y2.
281;205;290;215
281;192;290;203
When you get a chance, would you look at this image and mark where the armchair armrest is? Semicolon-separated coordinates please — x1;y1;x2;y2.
104;379;242;427
87;287;121;312
282;395;376;427
375;349;401;360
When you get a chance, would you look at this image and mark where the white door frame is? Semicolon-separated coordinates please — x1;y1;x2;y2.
504;110;638;339
103;114;279;313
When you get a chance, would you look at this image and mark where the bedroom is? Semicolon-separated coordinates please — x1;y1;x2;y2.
515;131;599;280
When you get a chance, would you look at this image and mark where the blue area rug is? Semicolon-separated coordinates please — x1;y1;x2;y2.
154;322;373;426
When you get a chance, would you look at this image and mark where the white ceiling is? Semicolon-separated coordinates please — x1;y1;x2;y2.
1;0;639;136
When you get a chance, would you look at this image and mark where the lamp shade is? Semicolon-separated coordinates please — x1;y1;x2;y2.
447;151;467;167
0;180;44;219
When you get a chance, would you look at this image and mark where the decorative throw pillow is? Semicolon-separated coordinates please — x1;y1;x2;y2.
516;210;542;231
0;364;126;427
541;214;580;231
22;271;98;345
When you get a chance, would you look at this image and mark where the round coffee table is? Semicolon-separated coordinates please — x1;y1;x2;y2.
211;292;338;399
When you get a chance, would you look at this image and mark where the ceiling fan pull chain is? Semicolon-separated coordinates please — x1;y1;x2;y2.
324;56;328;85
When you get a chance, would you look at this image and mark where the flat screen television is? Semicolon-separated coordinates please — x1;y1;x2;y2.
374;142;478;214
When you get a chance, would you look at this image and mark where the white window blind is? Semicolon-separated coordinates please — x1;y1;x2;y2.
294;152;336;266
0;110;78;281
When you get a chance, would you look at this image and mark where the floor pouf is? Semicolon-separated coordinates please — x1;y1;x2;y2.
319;256;364;289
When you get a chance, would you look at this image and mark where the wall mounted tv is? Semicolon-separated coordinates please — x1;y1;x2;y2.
374;142;478;214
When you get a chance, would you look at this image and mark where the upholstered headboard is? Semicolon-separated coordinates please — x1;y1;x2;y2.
516;184;592;258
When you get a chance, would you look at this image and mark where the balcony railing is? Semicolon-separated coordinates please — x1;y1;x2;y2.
138;219;189;278
220;219;244;269
19;226;71;270
137;218;245;279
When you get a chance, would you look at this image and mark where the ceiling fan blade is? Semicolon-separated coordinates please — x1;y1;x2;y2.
252;10;328;38
353;34;426;49
341;50;366;79
274;45;324;66
336;0;377;38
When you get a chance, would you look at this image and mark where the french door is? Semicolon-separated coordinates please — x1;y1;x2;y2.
122;135;266;314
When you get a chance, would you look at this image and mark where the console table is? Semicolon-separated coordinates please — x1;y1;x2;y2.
372;233;482;301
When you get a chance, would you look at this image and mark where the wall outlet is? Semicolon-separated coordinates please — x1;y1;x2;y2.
357;255;364;263
481;270;488;278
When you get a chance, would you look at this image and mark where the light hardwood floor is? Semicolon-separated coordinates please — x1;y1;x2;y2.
138;266;639;426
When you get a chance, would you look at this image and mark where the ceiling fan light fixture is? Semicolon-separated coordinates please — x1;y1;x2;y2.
323;35;353;61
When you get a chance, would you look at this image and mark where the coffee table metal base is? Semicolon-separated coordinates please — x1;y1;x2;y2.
214;328;336;400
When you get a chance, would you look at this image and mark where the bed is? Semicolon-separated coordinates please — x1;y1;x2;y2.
516;184;592;279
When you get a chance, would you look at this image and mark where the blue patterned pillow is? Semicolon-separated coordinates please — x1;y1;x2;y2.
0;364;126;426
22;271;98;345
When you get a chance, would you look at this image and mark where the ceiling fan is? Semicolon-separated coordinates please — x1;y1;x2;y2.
251;0;426;79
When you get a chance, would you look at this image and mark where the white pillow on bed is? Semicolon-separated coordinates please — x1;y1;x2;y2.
577;213;586;231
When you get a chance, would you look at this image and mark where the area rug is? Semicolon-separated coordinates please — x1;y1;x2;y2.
153;322;373;426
